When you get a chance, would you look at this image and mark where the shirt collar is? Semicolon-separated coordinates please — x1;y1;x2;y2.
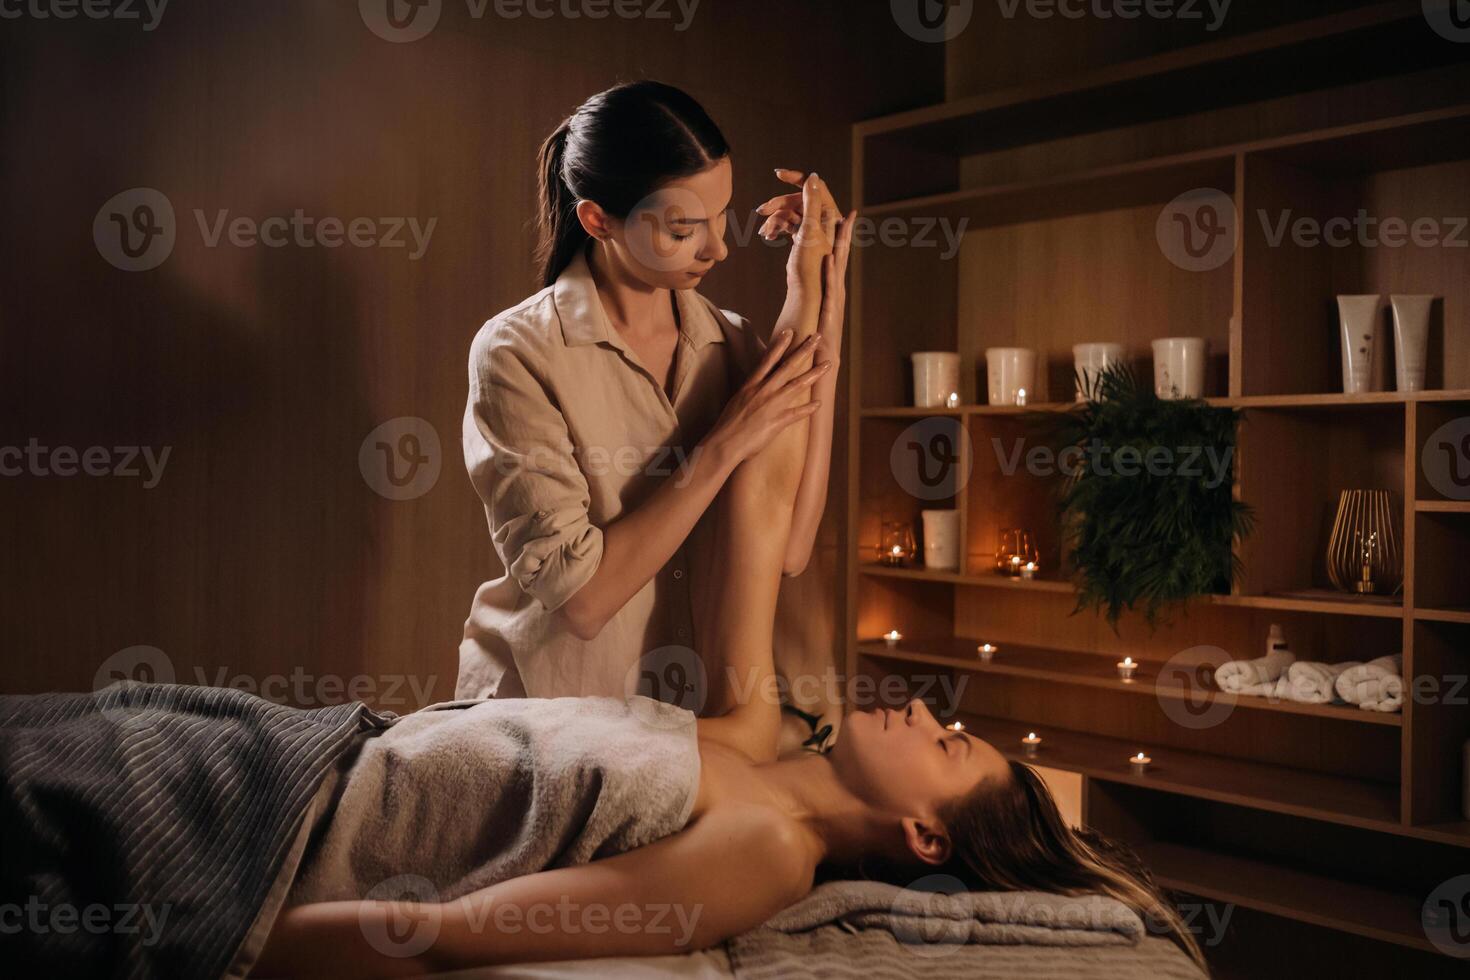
554;248;727;351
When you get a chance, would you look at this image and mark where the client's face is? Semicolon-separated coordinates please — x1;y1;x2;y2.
829;699;1010;818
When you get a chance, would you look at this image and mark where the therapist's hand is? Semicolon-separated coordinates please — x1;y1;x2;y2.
704;330;830;469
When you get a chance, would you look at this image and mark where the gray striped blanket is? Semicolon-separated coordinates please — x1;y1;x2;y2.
0;682;392;980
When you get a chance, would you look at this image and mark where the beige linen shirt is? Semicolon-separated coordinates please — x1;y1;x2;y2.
457;251;766;699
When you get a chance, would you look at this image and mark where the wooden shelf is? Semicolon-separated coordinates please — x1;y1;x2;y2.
861;151;1234;228
1416;500;1470;513
1220;389;1470;410
1136;841;1433;953
1209;592;1403;620
949;713;1403;836
1414;607;1470;625
860;403;1071;418
858;639;1402;728
859;563;1075;593
855;3;1442;158
862;389;1470;420
1411;822;1470;848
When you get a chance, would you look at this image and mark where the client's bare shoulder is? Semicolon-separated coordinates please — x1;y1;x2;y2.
686;740;821;889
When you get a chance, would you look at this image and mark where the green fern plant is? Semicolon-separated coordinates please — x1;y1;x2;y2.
1043;362;1253;629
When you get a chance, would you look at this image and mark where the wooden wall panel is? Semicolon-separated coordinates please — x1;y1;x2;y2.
0;1;942;707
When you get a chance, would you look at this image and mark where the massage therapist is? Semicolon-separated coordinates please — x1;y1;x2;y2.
456;81;849;700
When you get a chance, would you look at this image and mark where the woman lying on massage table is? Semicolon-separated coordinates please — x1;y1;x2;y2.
255;176;1206;979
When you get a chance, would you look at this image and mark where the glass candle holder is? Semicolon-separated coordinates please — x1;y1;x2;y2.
879;521;916;567
995;528;1039;577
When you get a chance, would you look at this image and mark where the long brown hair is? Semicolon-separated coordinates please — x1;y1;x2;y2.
939;761;1208;972
535;80;730;287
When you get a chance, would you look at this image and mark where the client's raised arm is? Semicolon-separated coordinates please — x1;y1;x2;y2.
696;173;853;761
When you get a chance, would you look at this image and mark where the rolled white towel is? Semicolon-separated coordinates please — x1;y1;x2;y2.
1335;654;1405;713
1215;648;1296;694
1232;674;1293;700
1288;661;1361;704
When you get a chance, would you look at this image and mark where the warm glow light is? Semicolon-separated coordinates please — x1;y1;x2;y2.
883;630;901;646
947;721;965;732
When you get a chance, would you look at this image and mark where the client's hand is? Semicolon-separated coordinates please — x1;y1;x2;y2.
772;172;841;286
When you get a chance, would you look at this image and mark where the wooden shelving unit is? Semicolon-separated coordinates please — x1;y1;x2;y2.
1136;841;1432;953
845;14;1470;971
858;640;1404;728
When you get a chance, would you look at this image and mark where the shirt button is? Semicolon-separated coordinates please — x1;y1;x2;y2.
672;569;684;580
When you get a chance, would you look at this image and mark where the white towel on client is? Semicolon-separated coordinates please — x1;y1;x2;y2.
1215;648;1295;695
1334;654;1404;712
1287;661;1360;704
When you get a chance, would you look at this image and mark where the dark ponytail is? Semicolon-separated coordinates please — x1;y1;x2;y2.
535;80;731;287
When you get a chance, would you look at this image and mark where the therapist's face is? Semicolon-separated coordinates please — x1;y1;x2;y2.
605;156;732;289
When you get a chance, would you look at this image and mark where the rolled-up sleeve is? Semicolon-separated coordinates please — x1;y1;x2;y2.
464;331;603;612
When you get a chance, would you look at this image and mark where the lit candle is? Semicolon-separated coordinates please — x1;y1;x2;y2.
883;630;902;647
1009;555;1023;577
1021;561;1038;580
945;391;960;409
977;642;998;662
947;721;966;733
1015;387;1028;407
1022;732;1042;757
1130;752;1152;774
1116;657;1138;681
